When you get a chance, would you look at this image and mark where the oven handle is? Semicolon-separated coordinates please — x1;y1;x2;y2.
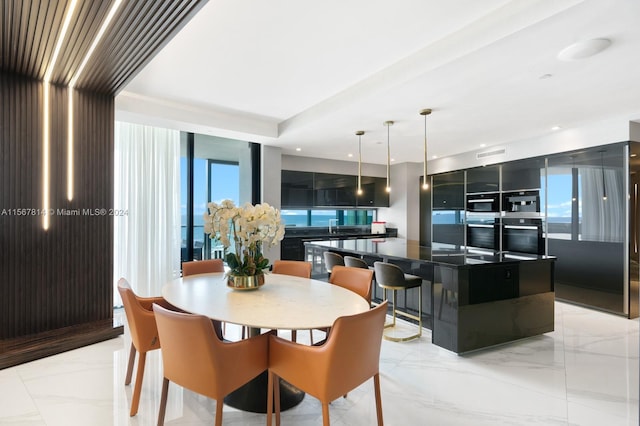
504;225;539;230
467;224;494;228
468;198;495;203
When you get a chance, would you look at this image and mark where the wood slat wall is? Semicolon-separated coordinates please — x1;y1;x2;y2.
0;0;208;368
0;0;206;93
0;71;115;343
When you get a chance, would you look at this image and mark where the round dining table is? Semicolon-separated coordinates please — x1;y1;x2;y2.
162;271;370;412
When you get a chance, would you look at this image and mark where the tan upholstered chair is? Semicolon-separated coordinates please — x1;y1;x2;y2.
182;258;225;276
153;304;270;426
307;265;376;345
373;261;423;342
272;260;312;278
272;260;313;343
117;278;174;416
181;258;228;337
329;265;373;305
267;301;388;426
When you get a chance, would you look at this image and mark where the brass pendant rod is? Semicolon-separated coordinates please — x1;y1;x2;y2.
356;130;364;195
420;109;432;190
384;121;393;192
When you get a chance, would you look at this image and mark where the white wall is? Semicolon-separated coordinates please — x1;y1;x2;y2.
376;162;422;241
282;155;386;177
262;145;282;262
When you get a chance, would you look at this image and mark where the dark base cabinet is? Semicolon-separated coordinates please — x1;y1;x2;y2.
433;259;555;354
304;238;555;354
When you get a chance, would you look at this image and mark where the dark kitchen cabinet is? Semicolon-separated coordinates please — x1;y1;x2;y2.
314;173;357;206
432;171;464;210
501;158;543;191
281;170;388;208
357;176;389;207
280;237;305;261
281;171;314;207
466;165;500;194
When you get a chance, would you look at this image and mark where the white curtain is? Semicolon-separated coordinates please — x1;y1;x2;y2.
113;122;181;303
581;167;624;243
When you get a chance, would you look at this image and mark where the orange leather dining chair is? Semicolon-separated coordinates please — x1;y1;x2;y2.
272;259;312;278
182;258;225;276
117;278;174;417
311;265;375;346
329;265;374;305
182;258;229;337
272;260;313;343
267;301;388;426
153;304;270;426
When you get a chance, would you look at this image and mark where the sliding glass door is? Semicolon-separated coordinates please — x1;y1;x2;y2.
180;133;255;263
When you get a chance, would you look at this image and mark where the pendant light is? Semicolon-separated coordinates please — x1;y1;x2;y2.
384;121;393;192
570;155;577;202
600;150;607;201
356;130;365;195
420;108;432;190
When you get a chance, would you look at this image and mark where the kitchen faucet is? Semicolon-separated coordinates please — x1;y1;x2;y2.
328;218;339;234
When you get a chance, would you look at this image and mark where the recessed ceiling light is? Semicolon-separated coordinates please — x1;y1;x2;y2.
295;147;301;152
432;155;438;159
480;144;486;148
551;126;561;131
348;153;353;158
391;158;395;162
557;38;611;61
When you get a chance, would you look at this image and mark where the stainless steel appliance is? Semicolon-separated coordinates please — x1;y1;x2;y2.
503;190;539;215
466;217;499;250
466;193;499;213
502;218;544;255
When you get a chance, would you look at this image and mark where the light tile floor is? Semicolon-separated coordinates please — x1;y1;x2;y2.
0;302;637;425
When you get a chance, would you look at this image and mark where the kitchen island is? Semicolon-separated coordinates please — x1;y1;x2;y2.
305;238;555;354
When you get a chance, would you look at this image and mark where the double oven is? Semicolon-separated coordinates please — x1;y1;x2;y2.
501;190;543;254
466;190;544;255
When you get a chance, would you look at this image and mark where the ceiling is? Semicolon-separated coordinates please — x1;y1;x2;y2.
118;0;640;166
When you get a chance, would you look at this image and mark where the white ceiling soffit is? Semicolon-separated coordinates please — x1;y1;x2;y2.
118;0;640;165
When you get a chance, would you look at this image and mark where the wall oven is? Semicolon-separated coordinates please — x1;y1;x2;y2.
466;193;499;213
466;219;499;250
502;218;544;255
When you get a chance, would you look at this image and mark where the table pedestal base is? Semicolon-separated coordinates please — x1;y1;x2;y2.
224;370;305;413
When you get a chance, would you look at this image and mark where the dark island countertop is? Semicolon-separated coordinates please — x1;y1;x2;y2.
305;238;554;268
305;237;556;354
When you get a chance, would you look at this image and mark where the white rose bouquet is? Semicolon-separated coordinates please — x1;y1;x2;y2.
203;199;285;276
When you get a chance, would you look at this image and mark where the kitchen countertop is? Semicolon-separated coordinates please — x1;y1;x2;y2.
283;227;396;240
305;238;554;267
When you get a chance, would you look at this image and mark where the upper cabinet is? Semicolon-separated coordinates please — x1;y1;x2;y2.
357;176;389;207
466;165;500;194
281;171;388;208
432;171;464;210
281;170;314;207
501;158;543;191
314;173;357;207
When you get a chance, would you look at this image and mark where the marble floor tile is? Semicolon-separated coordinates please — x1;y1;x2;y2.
0;302;637;425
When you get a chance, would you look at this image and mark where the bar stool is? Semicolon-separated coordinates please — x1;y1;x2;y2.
323;251;344;279
344;255;377;305
373;261;423;342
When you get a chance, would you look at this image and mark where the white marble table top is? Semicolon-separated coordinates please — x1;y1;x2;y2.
162;272;370;330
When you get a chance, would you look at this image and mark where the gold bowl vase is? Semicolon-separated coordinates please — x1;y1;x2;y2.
227;273;265;290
